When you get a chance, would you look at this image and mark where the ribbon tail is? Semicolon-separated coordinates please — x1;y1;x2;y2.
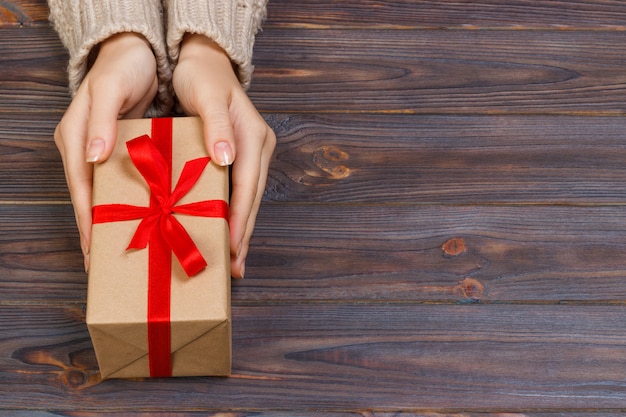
160;215;207;276
127;212;160;250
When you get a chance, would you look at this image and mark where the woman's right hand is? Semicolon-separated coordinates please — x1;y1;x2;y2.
53;32;159;272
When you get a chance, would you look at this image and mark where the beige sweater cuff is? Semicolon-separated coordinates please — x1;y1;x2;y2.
165;0;267;89
48;0;172;116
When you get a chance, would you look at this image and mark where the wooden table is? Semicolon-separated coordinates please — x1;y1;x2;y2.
3;0;626;415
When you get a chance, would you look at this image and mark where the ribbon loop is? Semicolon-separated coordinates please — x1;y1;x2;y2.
93;133;227;277
126;135;171;203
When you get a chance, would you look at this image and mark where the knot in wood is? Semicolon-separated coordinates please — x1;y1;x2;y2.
313;145;351;179
442;237;466;257
458;277;485;300
63;370;87;389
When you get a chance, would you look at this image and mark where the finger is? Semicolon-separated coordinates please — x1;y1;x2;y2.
229;125;275;278
198;99;237;168
235;129;275;277
85;79;126;163
228;137;261;278
230;145;272;279
55;89;95;268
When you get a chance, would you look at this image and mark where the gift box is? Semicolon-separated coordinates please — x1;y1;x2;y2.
86;117;231;379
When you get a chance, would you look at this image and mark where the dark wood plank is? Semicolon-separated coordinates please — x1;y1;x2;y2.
0;112;67;201
4;304;626;410
4;3;626;415
0;204;84;301
267;0;626;29
249;29;626;114
241;204;626;303
0;27;69;114
4;203;626;304
6;27;626;116
5;0;626;30
8;410;610;416
265;114;626;204
0;413;363;417
0;413;375;417
0;0;49;27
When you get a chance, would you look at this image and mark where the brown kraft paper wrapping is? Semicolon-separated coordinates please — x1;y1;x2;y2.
87;117;231;379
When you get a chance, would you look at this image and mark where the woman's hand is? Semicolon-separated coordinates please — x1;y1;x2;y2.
54;32;159;272
173;34;275;278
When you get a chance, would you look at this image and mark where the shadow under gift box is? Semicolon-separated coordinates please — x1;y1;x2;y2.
87;117;231;379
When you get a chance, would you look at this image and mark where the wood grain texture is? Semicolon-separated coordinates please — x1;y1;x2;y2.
0;0;49;27
0;27;69;113
0;112;66;201
4;0;626;414
7;0;626;30
249;29;626;114
8;413;626;417
265;114;626;203
6;26;626;116
239;204;626;303
266;0;626;29
5;413;626;417
0;204;83;301
5;0;626;30
3;304;626;411
4;203;626;304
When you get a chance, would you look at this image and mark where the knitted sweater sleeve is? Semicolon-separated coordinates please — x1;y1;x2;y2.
165;0;267;89
47;0;172;116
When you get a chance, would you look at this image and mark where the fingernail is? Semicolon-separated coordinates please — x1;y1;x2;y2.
86;138;105;162
214;141;233;166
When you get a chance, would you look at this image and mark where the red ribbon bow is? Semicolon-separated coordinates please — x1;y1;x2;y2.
93;134;228;276
92;118;229;377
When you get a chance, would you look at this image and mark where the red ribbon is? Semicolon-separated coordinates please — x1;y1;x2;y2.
92;118;229;377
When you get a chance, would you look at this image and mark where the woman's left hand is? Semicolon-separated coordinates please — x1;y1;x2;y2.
172;34;275;278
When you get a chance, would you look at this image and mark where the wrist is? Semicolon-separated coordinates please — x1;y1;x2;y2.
100;32;152;53
179;34;233;68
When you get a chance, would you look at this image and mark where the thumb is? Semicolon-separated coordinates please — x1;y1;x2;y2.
199;103;236;167
85;87;124;163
